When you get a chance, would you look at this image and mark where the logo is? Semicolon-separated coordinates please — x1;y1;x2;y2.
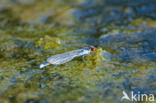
121;91;154;102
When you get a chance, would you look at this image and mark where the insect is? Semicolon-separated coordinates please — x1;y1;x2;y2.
39;46;96;68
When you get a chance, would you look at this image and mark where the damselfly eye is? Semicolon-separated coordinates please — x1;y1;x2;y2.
91;47;96;51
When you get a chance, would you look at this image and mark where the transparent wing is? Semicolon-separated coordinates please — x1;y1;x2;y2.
47;49;84;65
50;55;74;65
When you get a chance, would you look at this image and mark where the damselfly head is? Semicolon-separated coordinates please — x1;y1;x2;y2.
84;46;96;52
90;46;96;52
91;46;96;51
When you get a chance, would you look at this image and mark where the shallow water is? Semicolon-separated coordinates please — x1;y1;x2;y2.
0;0;156;103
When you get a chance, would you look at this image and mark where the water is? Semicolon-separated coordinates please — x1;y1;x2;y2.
0;0;156;103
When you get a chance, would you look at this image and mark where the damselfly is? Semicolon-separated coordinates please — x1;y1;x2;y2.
39;46;96;68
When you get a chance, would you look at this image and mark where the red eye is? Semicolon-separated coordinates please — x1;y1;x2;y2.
91;47;96;51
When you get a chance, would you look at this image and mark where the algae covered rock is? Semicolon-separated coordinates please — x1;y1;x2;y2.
0;0;156;103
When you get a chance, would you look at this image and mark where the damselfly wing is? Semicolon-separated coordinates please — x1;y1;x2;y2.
39;46;95;68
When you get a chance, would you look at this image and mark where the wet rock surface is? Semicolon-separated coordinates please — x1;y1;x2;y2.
99;31;156;62
0;0;156;103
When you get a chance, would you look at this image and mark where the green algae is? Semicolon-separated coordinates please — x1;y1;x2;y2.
35;35;61;49
130;18;156;27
